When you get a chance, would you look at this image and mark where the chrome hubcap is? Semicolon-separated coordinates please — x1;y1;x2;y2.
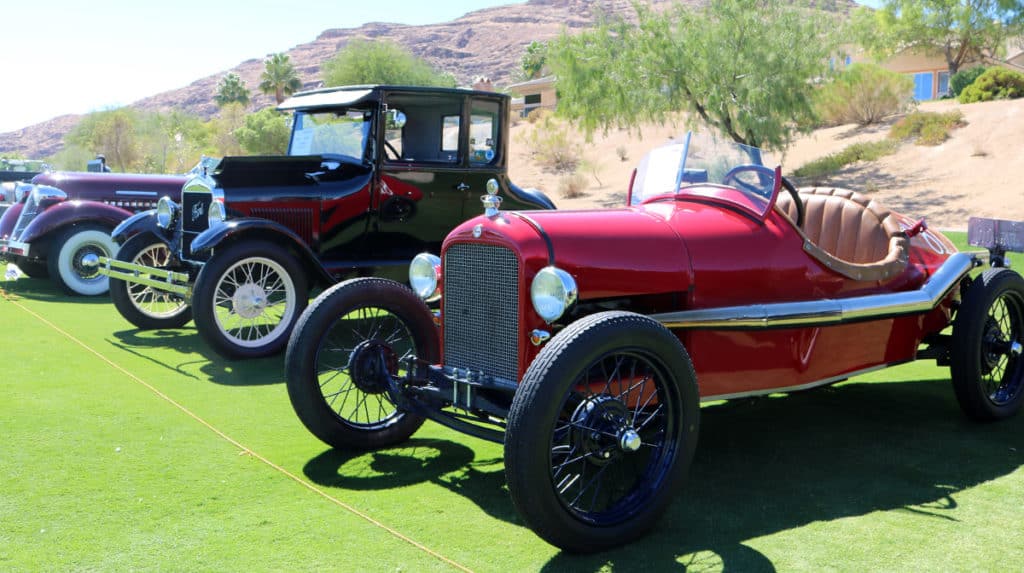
618;428;642;453
231;283;268;319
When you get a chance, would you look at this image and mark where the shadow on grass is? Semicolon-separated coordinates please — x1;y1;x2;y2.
109;328;284;386
0;276;111;304
302;379;1024;571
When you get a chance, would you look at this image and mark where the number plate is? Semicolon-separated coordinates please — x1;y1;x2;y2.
968;217;1024;253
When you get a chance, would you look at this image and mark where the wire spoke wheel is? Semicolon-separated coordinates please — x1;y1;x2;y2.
126;243;188;319
977;292;1024;405
211;256;297;348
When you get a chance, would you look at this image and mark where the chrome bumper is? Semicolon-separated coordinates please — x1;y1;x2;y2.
96;256;190;296
0;238;30;258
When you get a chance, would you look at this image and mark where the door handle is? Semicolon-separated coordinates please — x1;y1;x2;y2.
456;183;471;192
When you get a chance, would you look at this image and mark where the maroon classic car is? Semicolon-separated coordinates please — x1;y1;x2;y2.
0;171;184;295
283;133;1024;552
96;85;554;359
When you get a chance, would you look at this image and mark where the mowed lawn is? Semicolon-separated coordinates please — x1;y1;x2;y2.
2;231;1024;572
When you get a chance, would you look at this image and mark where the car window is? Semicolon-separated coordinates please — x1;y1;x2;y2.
289;110;371;162
441;115;460;154
469;99;500;165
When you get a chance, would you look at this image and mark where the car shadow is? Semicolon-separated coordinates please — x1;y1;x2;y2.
108;328;285;386
301;378;1023;570
0;276;112;304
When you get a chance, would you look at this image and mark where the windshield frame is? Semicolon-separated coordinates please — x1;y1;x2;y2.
287;107;377;164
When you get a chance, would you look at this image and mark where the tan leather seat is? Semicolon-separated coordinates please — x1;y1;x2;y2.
776;187;909;282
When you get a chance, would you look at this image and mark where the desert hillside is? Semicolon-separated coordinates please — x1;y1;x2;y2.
512;98;1024;230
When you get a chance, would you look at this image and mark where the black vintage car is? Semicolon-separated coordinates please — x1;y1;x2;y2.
97;85;554;359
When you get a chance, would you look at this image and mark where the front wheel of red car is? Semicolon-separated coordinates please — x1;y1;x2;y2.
285;278;438;450
504;311;699;553
950;267;1024;421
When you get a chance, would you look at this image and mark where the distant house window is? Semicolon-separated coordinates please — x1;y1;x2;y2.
844;55;852;66
829;57;835;71
912;72;934;101
524;94;542;105
938;71;950;97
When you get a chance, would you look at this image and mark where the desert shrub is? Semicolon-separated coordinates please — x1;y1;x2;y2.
616;145;629;162
792;140;899;179
959;68;1024;103
518;115;582;173
526;107;553;124
558;171;588;198
889;110;965;145
950;66;987;97
814;63;913;126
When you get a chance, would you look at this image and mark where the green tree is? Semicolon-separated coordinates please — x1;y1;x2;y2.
852;0;1024;76
234;107;291;155
259;53;303;104
214;73;251;108
546;0;839;151
66;108;142;171
208;102;247;156
322;39;456;87
520;41;548;80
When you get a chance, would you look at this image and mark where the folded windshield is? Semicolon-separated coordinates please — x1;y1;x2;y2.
630;132;779;217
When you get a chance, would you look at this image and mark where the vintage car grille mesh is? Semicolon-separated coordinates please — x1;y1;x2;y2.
443;243;520;383
181;189;212;260
11;192;39;239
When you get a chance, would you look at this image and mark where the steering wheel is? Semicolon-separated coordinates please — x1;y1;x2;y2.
721;164;804;228
384;140;401;161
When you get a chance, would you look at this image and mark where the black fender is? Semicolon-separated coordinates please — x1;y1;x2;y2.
190;218;334;286
110;209;173;245
508;181;556;210
19;200;132;245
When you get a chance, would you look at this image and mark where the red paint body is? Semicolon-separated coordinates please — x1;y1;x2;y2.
439;184;958;400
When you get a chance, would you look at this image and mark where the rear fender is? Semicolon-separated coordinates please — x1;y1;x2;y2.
18;200;131;244
190;218;334;286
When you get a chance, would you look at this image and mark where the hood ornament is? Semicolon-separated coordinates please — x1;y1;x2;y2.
482;178;502;217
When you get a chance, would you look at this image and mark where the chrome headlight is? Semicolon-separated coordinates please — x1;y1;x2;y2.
208;200;226;225
33;185;67;205
14;183;33;203
409;253;441;301
531;266;578;323
156;196;178;229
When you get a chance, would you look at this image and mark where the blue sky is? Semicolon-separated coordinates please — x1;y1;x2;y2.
0;0;523;134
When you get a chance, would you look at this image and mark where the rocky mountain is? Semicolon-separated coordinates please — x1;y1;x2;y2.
0;0;856;159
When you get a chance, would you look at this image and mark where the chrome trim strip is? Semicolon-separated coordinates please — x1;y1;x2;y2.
652;252;985;329
700;363;896;402
96;256;190;295
115;190;160;197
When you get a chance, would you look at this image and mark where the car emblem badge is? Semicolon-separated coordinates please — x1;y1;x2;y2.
472;224;483;238
191;202;204;222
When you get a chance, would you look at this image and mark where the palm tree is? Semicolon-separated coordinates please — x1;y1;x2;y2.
259;53;303;104
214;73;251;108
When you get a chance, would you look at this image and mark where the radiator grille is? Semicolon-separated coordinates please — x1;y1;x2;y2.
181;190;212;260
11;192;39;239
443;243;520;382
250;208;314;245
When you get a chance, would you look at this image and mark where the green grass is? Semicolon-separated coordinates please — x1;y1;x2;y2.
792;140;899;179
2;233;1024;571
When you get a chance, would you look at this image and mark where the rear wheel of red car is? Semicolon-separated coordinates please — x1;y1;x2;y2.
48;224;118;296
109;233;192;330
285;278;438;450
951;267;1024;421
192;240;308;359
505;311;699;553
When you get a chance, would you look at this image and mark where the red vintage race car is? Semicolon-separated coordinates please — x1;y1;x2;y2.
283;133;1024;552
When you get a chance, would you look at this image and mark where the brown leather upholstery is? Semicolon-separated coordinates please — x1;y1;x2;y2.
776;187;909;282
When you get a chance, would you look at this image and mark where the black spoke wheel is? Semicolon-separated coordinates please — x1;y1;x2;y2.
285;278;439;450
951;267;1024;421
109;233;192;330
505;311;699;553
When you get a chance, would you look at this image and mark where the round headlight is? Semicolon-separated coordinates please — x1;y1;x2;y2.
531;266;578;323
208;200;226;225
409;253;441;301
156;196;177;229
14;183;33;203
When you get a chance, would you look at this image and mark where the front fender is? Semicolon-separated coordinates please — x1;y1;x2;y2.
19;200;132;244
190;218;333;285
111;209;171;244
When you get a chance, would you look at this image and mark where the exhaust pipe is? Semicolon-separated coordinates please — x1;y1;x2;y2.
652;252;986;330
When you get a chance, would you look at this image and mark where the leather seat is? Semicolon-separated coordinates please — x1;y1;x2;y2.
776;187;909;282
